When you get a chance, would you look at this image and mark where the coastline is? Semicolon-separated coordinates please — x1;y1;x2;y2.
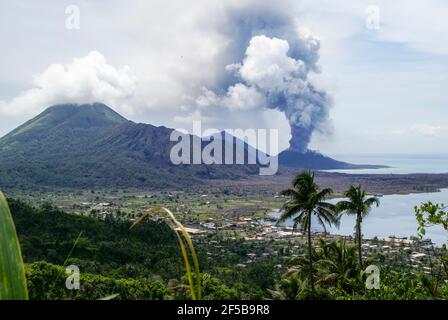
266;188;448;246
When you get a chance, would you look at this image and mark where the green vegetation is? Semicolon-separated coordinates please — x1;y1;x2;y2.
415;202;448;239
271;172;448;300
26;261;167;300
415;202;448;279
131;207;201;299
336;185;380;268
6;198;281;299
0;103;260;190
270;238;448;300
1;169;447;300
0;192;28;300
278;171;339;293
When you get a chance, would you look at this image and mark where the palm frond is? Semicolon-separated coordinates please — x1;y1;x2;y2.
335;200;357;214
278;188;299;198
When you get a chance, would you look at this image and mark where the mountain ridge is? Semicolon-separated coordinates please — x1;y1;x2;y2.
0;103;382;190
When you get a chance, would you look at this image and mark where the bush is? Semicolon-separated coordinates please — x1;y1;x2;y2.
27;261;169;300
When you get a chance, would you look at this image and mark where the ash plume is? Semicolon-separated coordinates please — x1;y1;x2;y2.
193;2;332;153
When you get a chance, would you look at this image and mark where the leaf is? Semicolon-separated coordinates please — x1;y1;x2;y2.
0;192;28;300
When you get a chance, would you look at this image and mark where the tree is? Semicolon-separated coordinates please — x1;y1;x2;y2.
278;171;339;292
268;270;307;300
415;202;448;278
336;185;379;269
315;238;358;290
415;202;448;239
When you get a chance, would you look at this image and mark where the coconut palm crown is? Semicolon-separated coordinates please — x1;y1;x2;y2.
336;185;380;268
278;171;339;292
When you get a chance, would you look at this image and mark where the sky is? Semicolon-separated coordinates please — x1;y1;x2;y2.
1;0;448;155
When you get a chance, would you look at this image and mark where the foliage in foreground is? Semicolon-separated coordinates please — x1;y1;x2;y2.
2;182;448;300
0;192;28;300
8;198;263;299
336;185;380;268
415;202;448;239
278;171;339;293
272;172;448;300
131;207;201;299
26;261;168;300
270;238;448;300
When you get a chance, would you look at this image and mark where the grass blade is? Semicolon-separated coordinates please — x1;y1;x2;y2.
130;207;201;299
0;192;28;300
52;231;84;291
173;228;196;300
160;208;202;300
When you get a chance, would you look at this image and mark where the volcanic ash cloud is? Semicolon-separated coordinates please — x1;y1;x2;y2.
193;32;331;153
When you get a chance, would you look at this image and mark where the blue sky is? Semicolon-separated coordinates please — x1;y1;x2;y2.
1;0;447;155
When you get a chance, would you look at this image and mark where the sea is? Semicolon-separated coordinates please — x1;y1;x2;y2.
324;153;448;174
271;154;448;245
271;190;448;245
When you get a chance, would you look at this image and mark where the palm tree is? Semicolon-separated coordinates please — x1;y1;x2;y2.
268;270;307;300
278;171;339;292
315;238;358;289
336;185;379;269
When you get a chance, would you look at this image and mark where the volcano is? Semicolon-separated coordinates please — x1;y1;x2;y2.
278;150;384;170
0;103;382;190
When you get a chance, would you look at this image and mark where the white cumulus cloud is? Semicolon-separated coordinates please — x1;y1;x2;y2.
0;51;138;116
237;35;306;91
223;83;267;110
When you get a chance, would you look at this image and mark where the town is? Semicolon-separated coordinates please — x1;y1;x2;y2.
20;188;444;277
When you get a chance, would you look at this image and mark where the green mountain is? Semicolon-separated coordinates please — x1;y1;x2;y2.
0;103;127;160
0;103;378;190
0;103;258;189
